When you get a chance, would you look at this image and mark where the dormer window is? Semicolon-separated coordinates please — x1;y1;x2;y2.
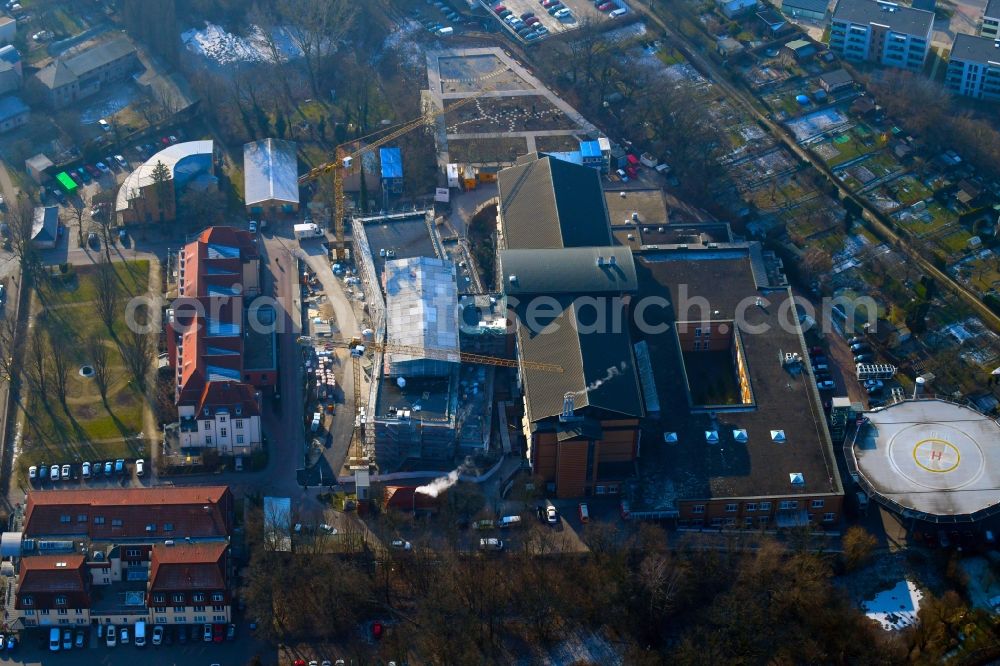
203;408;210;417
55;595;67;606
21;595;32;606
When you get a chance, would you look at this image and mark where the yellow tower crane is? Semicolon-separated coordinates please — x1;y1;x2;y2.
298;80;501;259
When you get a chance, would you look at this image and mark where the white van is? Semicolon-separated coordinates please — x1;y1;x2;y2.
49;627;61;651
610;7;627;17
498;515;522;528
437;26;454;36
134;621;146;647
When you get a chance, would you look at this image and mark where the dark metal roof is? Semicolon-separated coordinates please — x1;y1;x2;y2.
514;296;643;422
950;33;1000;65
781;0;830;13
819;68;854;87
501;246;637;295
832;0;934;36
498;153;612;250
64;37;135;77
986;0;1000;18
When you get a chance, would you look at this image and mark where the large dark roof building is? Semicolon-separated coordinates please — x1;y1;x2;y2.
497;153;612;250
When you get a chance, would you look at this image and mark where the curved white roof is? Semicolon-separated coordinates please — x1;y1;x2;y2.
116;140;213;212
852;399;1000;521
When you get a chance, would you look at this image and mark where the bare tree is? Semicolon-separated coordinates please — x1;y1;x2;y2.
7;195;39;279
48;326;72;406
67;196;87;248
25;322;48;399
87;333;112;404
118;304;151;390
95;257;121;333
0;314;21;386
278;0;356;96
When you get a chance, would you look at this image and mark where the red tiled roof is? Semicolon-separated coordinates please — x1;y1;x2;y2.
197;381;260;417
24;487;232;540
149;542;227;592
16;555;89;609
384;486;438;511
197;226;258;259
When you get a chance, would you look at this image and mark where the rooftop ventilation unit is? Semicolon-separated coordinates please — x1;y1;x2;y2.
508;274;517;285
789;472;805;485
733;429;748;443
705;430;719;444
770;429;786;442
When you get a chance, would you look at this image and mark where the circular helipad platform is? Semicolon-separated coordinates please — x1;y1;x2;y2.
852;399;1000;521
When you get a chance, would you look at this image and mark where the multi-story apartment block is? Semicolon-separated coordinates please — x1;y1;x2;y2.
946;33;1000;101
8;487;233;630
829;0;934;71
33;37;138;108
166;227;276;455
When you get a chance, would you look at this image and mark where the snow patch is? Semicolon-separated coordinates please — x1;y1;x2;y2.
861;580;923;631
181;22;305;66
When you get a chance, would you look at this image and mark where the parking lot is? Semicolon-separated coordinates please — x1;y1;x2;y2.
483;0;629;42
0;625;272;666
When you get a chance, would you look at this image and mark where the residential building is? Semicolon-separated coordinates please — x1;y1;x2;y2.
829;0;933;71
147;542;231;626
116;140;215;225
716;0;758;19
0;15;15;44
818;68;855;92
0;94;27;133
25;153;53;183
33;37;138;108
780;0;830;22
782;38;818;60
166;227;272;454
10;487;233;629
22;486;233;541
0;45;21;95
30;205;58;249
243;138;299;218
946;34;1000;101
981;0;1000;39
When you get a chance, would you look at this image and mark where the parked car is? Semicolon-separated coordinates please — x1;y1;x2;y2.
479;537;504;551
810;355;827;365
854;354;873;363
817;380;836;390
82;462;91;479
7;635;16;650
135;459;145;477
61;464;70;479
39;464;48;480
203;624;213;642
114;154;128;169
75;630;85;648
850;343;869;353
212;623;224;643
98;119;111;132
85;164;100;179
92;461;102;476
120;627;129;645
62;629;72;650
96;162;111;175
546;505;559;524
390;539;412;551
104;461;113;475
115;458;125;474
50;464;60;481
88;232;100;249
520;11;534;19
152;625;164;646
864;379;884;393
226;623;236;641
249;220;257;233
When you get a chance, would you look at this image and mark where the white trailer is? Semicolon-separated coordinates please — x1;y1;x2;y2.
294;222;323;240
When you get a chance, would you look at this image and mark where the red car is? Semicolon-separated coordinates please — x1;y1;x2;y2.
212;624;224;643
543;0;558;6
84;164;101;178
160;136;171;146
493;3;506;11
372;621;383;640
598;1;615;9
525;16;540;25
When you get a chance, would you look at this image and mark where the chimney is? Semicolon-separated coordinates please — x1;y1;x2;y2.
560;393;575;420
596;256;605;267
913;376;926;399
609;255;617;266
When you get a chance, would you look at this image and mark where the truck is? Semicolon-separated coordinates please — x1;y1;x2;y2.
294;222;323;240
498;515;522;528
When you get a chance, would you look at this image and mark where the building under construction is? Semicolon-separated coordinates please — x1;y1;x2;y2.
351;211;507;472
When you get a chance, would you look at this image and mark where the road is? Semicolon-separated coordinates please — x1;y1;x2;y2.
633;2;1000;336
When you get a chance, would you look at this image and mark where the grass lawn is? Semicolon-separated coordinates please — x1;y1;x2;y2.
896;201;957;237
886;174;933;207
657;48;685;66
17;261;152;479
939;228;976;256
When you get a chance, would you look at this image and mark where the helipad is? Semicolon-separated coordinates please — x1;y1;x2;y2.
851;399;1000;521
